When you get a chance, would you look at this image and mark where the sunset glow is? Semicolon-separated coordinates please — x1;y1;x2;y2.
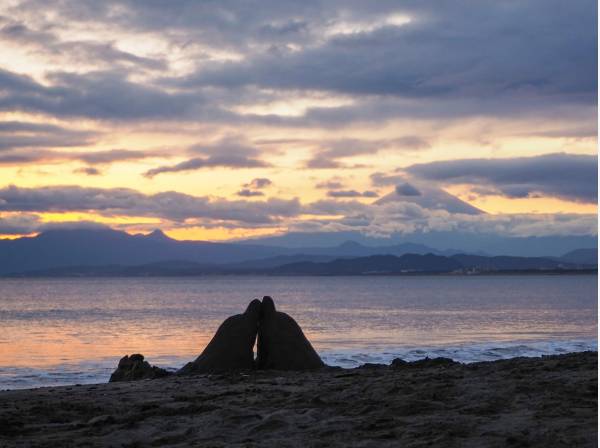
0;1;596;243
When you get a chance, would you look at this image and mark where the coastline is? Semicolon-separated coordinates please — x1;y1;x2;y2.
2;269;597;278
1;351;596;447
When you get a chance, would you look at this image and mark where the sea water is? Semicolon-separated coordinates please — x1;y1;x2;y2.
0;275;596;389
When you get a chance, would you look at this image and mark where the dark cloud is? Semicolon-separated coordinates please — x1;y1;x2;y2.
144;156;269;177
237;189;264;197
406;153;598;203
243;178;272;189
327;190;378;198
237;178;272;196
0;147;163;166
0;17;166;70
2;0;594;127
0;120;97;151
303;199;369;216
305;157;343;169
305;137;427;169
370;172;407;187
0;212;41;234
0;69;211;120
0;185;301;224
144;138;271;177
316;180;345;189
173;0;596;103
74;167;102;176
79;149;162;165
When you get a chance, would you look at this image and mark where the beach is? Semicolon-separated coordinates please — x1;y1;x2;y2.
0;351;596;447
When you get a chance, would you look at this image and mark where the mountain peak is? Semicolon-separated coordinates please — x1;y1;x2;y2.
145;229;172;241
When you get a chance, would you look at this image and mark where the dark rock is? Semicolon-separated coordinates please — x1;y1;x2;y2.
109;354;170;382
178;299;261;374
358;363;388;369
257;296;325;370
391;357;458;369
390;358;408;368
410;357;458;368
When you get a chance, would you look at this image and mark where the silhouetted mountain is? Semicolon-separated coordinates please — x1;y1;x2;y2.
559;248;598;265
0;228;453;275
227;254;341;270
293;241;450;257
141;229;173;242
0;228;288;275
239;230;596;257
0;227;596;276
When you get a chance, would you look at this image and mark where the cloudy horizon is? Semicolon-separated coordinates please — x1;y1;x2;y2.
0;0;597;244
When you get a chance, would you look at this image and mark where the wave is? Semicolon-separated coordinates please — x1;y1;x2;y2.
0;339;596;390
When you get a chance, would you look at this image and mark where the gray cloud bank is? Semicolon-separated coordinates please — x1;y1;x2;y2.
0;184;596;239
0;0;596;124
406;153;598;203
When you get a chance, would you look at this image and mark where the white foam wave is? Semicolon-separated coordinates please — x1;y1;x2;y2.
0;339;596;390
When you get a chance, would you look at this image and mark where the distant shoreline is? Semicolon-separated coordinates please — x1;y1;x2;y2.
2;269;597;278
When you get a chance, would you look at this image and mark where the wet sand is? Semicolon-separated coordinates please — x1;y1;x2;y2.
0;352;596;447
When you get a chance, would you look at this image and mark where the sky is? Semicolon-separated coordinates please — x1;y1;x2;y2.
0;0;597;243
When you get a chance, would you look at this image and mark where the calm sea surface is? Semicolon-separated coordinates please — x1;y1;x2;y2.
0;275;597;389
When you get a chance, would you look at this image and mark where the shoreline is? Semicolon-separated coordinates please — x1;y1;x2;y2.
1;352;596;447
2;339;597;391
1;339;597;391
1;269;597;279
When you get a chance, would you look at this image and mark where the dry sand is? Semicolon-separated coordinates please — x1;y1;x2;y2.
0;352;596;447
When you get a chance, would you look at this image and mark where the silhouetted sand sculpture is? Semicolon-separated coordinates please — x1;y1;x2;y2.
257;296;325;370
178;299;261;374
110;297;324;380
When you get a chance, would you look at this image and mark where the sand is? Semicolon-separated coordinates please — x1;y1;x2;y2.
0;352;596;447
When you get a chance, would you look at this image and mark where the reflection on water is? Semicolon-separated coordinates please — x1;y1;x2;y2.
0;275;597;389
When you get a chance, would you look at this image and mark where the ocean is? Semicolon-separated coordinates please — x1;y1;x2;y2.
0;275;596;390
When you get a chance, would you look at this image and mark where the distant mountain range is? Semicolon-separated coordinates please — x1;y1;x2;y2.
0;227;596;277
238;230;598;258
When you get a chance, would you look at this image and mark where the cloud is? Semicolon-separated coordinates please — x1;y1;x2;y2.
237;189;264;197
365;203;597;238
2;0;594;128
0;69;211;120
173;0;596;104
0;120;97;151
295;201;597;239
0;147;164;166
406;153;598;203
327;190;378;198
316;179;344;189
0;183;595;239
0;185;301;225
0;212;41;234
74;167;102;176
237;177;272;197
243;178;272;189
144;137;271;177
304;136;429;169
0;17;166;71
